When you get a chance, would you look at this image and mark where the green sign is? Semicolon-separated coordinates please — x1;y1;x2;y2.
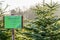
4;16;23;28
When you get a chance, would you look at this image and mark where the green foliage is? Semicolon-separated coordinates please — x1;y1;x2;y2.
22;2;60;40
0;2;12;40
0;1;60;40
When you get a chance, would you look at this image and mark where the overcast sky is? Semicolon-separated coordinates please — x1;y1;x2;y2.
0;0;60;11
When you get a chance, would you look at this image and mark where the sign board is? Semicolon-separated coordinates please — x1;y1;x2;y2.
4;16;23;28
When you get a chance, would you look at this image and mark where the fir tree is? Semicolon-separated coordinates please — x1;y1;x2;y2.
22;2;60;40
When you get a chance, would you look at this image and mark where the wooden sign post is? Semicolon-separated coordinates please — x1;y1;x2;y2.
4;15;23;40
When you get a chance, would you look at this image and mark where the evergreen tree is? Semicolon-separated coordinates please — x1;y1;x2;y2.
22;2;60;40
0;2;12;40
